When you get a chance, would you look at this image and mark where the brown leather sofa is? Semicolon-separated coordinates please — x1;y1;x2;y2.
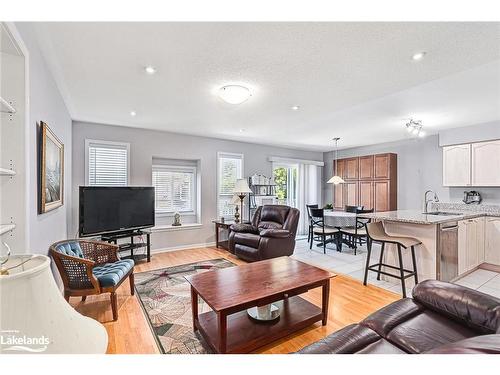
228;205;300;262
298;280;500;354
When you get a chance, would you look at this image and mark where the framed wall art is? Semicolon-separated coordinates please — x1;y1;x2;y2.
38;121;64;214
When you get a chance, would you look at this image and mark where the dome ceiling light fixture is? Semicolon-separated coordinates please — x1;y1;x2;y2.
218;85;252;105
406;119;426;138
327;137;346;185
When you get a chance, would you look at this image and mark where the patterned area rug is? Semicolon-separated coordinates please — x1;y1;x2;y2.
135;258;235;354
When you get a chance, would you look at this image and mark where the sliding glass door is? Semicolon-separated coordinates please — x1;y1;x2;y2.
273;164;298;208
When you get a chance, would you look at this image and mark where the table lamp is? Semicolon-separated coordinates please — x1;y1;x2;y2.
230;194;242;223
0;254;108;353
233;178;252;222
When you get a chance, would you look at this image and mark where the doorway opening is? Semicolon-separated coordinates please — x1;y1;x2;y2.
273;164;298;208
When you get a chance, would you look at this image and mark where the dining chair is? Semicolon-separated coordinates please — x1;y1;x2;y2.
309;208;339;254
306;204;318;245
340;208;373;255
345;205;364;213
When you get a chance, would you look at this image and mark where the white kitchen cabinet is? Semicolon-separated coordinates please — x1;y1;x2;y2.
485;217;500;266
458;218;483;275
458;220;468;275
443;144;471;186
466;219;479;272
476;217;485;264
472;140;500;186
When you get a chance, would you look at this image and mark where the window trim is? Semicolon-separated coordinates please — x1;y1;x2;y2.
152;164;197;216
216;151;244;220
85;139;130;186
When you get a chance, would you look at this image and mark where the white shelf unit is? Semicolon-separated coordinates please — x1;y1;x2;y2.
0;167;16;176
0;223;16;236
1;22;27;253
0;96;16;114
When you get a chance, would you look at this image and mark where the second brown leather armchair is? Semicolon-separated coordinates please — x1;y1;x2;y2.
228;205;300;262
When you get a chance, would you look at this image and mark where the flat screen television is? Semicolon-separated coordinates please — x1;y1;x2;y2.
79;186;155;237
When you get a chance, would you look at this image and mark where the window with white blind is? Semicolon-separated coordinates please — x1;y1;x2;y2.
152;165;196;214
85;140;129;186
217;152;243;219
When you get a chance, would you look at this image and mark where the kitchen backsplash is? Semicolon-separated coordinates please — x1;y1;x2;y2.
431;202;500;216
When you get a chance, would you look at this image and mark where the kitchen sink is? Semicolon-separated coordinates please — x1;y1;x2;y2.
424;211;463;216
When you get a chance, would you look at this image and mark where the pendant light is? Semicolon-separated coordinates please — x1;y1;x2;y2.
327;137;345;185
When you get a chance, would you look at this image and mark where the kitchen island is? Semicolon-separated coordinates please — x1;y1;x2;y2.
359;208;500;288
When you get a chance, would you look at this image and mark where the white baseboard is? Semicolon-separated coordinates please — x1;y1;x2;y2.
151;242;217;254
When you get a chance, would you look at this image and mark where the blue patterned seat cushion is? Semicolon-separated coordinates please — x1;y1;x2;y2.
93;259;134;287
55;241;84;258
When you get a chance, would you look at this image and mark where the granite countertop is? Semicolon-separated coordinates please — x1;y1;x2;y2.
358;209;486;225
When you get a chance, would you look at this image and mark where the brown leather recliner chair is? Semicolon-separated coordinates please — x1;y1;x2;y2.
297;280;500;354
228;205;300;262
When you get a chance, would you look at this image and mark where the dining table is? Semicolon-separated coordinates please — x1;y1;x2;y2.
317;210;357;251
324;210;357;228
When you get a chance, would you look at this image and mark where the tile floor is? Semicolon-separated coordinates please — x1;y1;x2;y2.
292;237;500;299
454;268;500;298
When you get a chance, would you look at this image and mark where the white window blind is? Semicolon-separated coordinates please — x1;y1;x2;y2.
86;140;129;186
152;165;195;214
217;152;243;219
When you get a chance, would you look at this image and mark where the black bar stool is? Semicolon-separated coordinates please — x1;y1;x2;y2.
363;221;421;298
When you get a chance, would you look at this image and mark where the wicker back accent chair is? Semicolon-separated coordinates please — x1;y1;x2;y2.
49;239;135;321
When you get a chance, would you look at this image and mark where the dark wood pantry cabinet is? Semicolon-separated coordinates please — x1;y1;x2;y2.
332;153;397;212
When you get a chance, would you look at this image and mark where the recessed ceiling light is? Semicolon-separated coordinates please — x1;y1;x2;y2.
130;110;137;117
144;66;157;75
218;85;251;105
239;128;246;133
412;52;426;61
291;105;300;111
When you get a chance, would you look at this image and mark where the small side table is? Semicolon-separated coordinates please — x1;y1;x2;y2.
212;220;234;251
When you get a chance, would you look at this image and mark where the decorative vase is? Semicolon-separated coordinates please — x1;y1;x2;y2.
0;255;108;353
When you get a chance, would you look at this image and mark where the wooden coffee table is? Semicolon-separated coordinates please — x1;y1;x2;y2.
185;256;335;353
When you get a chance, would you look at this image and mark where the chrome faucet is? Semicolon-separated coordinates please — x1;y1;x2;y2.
423;190;439;214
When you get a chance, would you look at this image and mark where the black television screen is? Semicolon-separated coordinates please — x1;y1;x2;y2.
79;186;155;237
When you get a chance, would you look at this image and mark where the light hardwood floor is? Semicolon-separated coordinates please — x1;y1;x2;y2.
70;246;399;354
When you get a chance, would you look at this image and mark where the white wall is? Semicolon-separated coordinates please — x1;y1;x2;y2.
323;129;500;209
72;121;323;251
15;23;72;254
439;121;500;146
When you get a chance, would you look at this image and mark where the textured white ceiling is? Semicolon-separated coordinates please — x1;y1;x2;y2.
34;22;500;151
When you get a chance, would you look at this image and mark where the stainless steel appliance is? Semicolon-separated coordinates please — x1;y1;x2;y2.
437;221;458;282
463;191;482;204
